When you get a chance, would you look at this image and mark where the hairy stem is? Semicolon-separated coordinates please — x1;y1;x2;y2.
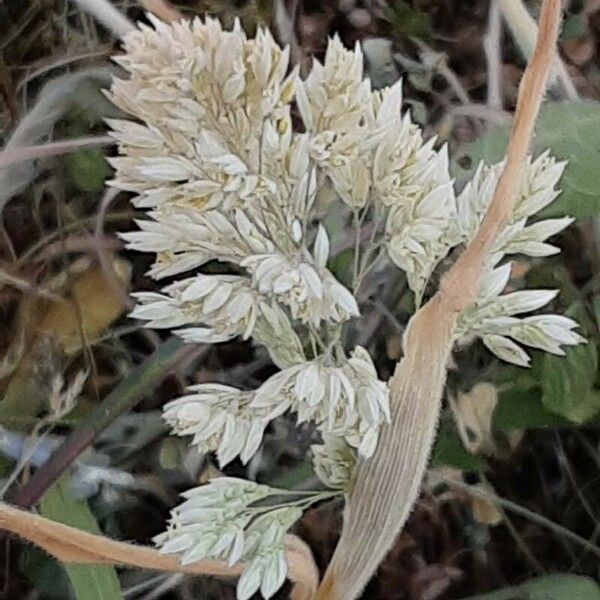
316;1;562;597
0;501;318;600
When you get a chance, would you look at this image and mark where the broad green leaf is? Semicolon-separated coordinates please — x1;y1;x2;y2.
540;303;599;424
19;546;71;599
493;387;570;431
39;477;122;600
460;574;600;600
453;101;600;220
431;424;487;472
543;374;600;424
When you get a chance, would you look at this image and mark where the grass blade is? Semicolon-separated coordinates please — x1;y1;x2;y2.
39;477;122;600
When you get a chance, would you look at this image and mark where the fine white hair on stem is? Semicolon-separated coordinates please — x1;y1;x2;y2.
0;501;319;600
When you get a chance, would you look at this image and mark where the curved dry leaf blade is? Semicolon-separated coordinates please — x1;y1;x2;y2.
0;501;318;599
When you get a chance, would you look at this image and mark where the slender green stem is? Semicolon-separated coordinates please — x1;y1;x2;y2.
244;490;341;516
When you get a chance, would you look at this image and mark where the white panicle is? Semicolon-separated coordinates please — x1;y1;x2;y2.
131;274;260;343
454;154;581;366
155;478;335;599
241;248;359;327
163;384;269;466
250;346;390;458
297;35;369;136
111;14;582;600
312;435;356;490
456;153;570;266
237;506;301;600
252;301;306;369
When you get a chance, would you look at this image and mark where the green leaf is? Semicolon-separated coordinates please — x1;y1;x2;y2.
493;387;570;431
431;424;487;472
540;337;599;425
39;478;122;600
65;148;111;193
267;460;316;489
381;1;430;39
19;546;72;599
460;574;600;600
453;101;600;220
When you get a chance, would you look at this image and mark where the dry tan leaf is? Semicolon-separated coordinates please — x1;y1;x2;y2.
450;383;499;456
0;501;318;600
1;257;131;420
469;484;503;526
385;335;402;360
38;258;131;354
427;470;503;526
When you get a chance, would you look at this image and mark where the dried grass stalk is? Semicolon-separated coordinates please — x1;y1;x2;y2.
0;501;318;600
315;1;562;598
0;136;114;169
71;0;135;38
499;0;578;100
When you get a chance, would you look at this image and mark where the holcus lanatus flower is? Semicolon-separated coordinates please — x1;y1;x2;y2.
109;14;583;599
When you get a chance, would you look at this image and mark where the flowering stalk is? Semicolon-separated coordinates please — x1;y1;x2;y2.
316;1;563;597
49;2;578;598
0;2;582;600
